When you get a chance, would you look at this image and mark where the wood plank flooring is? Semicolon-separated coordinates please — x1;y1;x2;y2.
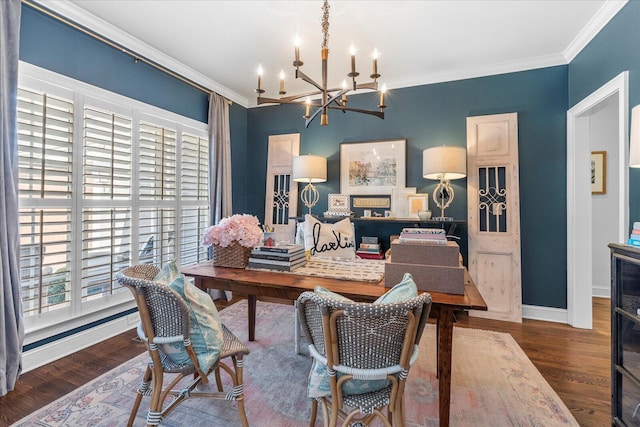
0;297;610;426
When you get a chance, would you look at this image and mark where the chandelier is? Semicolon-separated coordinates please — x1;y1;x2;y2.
255;0;386;128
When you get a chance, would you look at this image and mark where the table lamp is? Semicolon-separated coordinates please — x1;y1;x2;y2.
423;146;467;220
293;154;327;214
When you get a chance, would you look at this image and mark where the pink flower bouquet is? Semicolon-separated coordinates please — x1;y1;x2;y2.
202;214;263;248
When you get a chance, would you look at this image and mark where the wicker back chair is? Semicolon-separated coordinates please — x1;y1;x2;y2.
116;265;250;427
297;291;432;427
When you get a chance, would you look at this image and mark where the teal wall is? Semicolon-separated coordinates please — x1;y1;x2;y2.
568;0;640;230
19;3;250;213
247;66;569;308
21;0;640;311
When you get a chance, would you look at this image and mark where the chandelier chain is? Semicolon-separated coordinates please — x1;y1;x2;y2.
321;0;330;49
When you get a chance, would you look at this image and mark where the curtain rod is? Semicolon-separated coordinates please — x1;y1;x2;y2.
22;0;232;105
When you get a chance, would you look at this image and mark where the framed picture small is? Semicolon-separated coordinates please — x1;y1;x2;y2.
351;196;391;209
407;194;429;218
328;194;350;212
391;187;417;218
591;151;606;195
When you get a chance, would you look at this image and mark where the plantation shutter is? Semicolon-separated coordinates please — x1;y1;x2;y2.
81;106;132;299
180;132;209;265
137;121;178;265
17;88;74;315
83;107;132;199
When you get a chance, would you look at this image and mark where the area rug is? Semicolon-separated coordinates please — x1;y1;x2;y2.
12;300;578;426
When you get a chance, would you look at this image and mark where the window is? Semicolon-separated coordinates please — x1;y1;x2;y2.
17;64;209;331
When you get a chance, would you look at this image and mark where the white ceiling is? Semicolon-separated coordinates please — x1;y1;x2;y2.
41;0;627;108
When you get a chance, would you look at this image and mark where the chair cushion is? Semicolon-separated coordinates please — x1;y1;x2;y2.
303;215;356;259
307;273;419;398
153;262;224;372
308;358;391;399
374;272;418;304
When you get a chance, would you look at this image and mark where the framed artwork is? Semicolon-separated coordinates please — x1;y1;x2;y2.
328;194;350;212
391;187;417;218
340;139;406;195
407;194;429;218
350;195;391;218
591;151;606;195
351;196;391;209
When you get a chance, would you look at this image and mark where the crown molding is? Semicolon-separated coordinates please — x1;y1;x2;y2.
360;53;568;95
247;53;568;108
27;0;249;107
563;0;628;63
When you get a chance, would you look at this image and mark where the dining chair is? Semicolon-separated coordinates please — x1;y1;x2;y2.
296;290;432;427
116;264;250;427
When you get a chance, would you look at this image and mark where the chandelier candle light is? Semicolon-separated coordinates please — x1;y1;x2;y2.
255;0;386;128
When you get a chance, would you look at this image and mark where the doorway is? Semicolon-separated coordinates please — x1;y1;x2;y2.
566;71;628;329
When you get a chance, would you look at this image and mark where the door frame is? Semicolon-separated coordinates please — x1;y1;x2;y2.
566;71;628;329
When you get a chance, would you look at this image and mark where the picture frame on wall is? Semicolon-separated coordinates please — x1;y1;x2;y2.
327;194;350;212
591;151;606;195
340;139;406;195
391;187;416;218
407;194;429;218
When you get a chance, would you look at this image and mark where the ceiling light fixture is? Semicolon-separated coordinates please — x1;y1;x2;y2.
255;0;386;128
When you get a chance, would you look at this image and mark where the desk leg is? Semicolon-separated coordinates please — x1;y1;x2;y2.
248;295;256;341
438;306;454;427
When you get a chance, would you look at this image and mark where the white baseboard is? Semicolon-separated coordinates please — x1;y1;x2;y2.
522;304;569;324
21;313;139;373
592;286;611;298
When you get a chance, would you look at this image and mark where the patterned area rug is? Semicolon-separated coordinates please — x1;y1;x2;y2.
13;300;578;426
247;257;385;282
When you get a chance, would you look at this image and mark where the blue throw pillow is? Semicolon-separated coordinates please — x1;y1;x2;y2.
150;261;224;372
374;272;418;303
152;259;181;285
313;286;354;302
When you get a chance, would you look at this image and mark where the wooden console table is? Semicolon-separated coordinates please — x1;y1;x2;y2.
182;262;486;427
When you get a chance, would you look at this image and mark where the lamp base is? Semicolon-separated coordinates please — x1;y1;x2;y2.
300;182;320;215
433;216;454;222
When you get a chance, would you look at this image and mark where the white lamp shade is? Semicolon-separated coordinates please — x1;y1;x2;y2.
423;146;467;180
630;105;640;168
292;155;327;183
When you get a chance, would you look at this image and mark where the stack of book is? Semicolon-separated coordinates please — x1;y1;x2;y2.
629;222;640;247
356;236;384;260
398;228;448;245
248;244;306;271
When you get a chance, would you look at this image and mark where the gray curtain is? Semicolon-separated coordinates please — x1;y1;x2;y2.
208;92;233;224
0;0;24;396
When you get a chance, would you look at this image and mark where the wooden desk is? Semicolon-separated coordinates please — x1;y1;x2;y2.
182;262;487;427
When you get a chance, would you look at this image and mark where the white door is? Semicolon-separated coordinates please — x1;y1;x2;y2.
264;133;300;243
467;113;522;322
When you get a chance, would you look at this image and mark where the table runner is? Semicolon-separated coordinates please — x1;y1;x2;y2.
246;256;385;283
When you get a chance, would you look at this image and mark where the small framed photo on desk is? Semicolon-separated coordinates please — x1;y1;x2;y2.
407;194;428;218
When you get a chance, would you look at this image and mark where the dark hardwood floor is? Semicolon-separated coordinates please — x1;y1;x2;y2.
0;297;610;426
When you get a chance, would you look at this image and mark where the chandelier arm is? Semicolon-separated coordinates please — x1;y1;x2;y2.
304;106;325;128
258;96;384;119
352;81;379;91
257;96;316;105
325;105;384;118
296;69;324;93
258;79;380;105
